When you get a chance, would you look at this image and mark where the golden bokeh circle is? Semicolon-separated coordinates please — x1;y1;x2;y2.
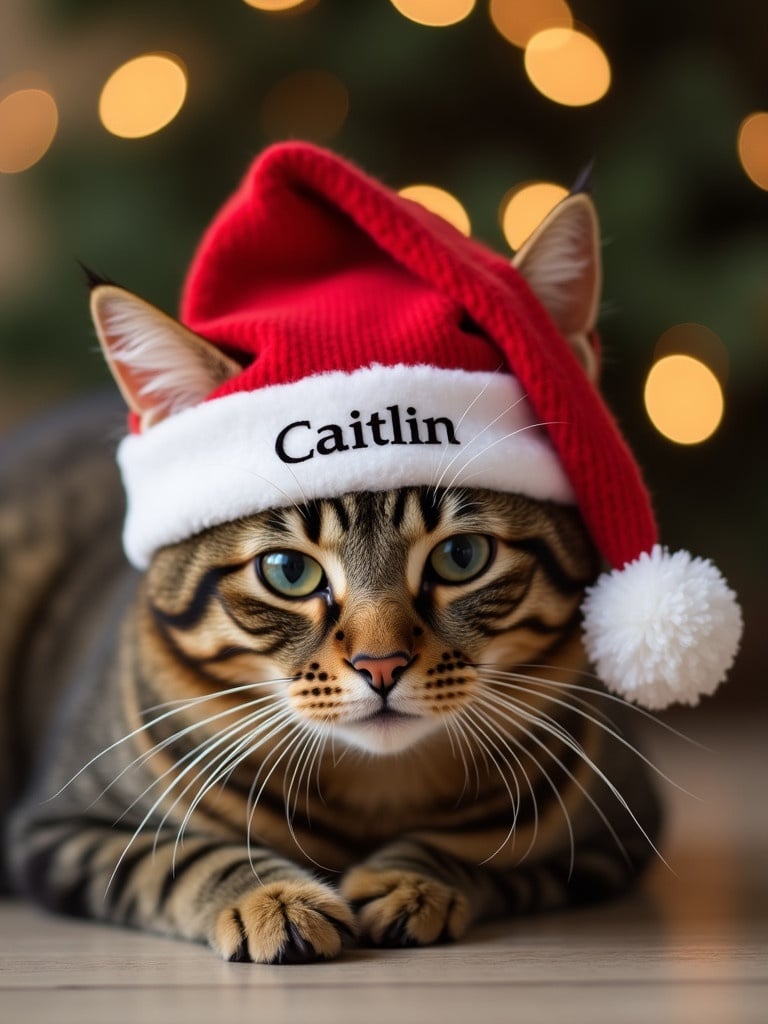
0;88;58;174
242;0;312;9
489;0;572;49
500;181;568;250
524;28;610;107
398;184;471;236
737;111;768;191
644;355;724;445
389;0;476;28
99;54;187;139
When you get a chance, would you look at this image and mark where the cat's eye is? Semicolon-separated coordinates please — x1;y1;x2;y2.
257;550;327;598
427;534;493;584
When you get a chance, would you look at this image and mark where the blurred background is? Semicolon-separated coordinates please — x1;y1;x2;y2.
0;0;765;709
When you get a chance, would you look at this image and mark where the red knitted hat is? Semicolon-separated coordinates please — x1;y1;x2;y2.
115;142;741;709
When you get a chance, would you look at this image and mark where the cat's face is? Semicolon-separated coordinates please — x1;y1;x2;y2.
95;186;604;759
146;486;598;756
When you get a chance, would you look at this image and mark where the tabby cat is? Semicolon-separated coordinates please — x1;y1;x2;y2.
0;187;661;963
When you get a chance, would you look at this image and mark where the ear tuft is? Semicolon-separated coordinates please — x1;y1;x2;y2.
78;262;116;292
90;285;241;430
513;192;601;381
569;159;595;196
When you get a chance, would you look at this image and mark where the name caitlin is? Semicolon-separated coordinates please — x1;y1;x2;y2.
275;405;460;464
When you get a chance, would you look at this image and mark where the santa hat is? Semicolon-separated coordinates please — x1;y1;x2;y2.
105;141;741;710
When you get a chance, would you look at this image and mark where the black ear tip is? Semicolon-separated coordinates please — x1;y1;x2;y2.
570;159;596;196
77;261;116;291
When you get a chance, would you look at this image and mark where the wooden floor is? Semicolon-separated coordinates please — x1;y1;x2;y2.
0;715;765;1024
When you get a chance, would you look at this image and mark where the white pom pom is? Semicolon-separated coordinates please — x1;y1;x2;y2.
581;545;742;710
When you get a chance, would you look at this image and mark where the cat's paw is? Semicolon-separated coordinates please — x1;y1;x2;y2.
211;880;356;964
341;868;470;947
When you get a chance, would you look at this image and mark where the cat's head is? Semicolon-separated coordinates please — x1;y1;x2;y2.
92;186;602;755
90;143;741;721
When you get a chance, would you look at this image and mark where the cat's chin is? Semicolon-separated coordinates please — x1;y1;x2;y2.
333;710;440;755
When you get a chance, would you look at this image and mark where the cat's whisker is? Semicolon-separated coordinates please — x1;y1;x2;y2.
475;685;670;871
50;677;290;801
457;705;521;824
478;672;588;745
479;669;699;799
157;705;296;858
281;724;337;873
305;726;328;819
112;697;285;823
473;693;617;875
283;723;314;827
468;697;573;870
175;706;297;853
460;700;541;859
141;677;286;715
99;693;280;813
476;666;618;731
280;463;312;514
442;420;567;494
441;714;474;804
428;371;504;503
245;722;310;879
455;705;523;864
314;727;329;806
487;663;710;750
105;703;294;885
431;394;530;497
174;709;299;875
241;467;310;522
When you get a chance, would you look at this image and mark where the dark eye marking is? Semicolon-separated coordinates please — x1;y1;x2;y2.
150;563;244;631
509;537;590;593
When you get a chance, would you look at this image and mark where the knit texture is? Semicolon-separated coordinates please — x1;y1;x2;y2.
171;142;656;571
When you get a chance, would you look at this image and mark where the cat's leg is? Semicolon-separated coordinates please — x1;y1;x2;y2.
341;831;655;947
10;818;355;963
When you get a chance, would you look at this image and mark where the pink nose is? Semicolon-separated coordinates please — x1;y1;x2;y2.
351;652;411;693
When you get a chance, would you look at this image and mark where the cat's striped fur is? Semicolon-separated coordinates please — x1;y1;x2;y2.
1;187;663;962
1;395;661;961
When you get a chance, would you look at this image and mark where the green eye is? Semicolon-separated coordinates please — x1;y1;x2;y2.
428;534;493;584
258;550;326;598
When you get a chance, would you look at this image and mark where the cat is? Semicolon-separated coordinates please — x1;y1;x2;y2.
0;174;662;963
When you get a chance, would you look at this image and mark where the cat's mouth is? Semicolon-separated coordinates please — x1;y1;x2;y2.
334;704;438;754
364;707;417;724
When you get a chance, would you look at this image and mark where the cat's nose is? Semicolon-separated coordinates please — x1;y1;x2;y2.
350;652;411;695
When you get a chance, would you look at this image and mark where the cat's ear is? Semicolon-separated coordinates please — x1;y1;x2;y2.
90;284;241;429
513;192;601;382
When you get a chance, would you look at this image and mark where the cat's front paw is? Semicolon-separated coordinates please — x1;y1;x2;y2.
211;880;356;964
341;868;470;947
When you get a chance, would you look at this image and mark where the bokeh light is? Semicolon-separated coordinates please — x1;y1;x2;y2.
242;0;314;10
99;54;187;139
500;181;568;250
489;0;572;49
737;111;768;191
654;323;730;385
389;0;476;28
260;70;349;143
524;28;610;106
0;87;58;174
398;185;471;235
644;355;724;445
